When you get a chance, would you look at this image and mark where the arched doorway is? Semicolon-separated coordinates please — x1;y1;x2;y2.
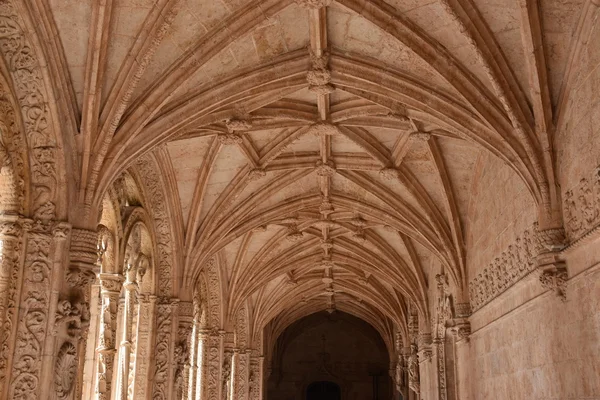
307;381;341;400
267;311;392;399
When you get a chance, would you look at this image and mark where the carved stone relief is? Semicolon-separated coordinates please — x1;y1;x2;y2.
0;2;60;220
563;166;600;244
152;300;174;400
9;226;55;399
469;224;542;311
54;341;78;399
134;154;173;297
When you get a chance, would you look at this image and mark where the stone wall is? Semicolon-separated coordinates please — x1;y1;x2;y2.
458;239;600;399
456;14;600;399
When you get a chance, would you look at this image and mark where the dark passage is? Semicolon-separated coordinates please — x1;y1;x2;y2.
307;381;341;400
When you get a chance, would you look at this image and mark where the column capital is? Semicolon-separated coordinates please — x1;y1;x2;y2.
0;214;23;238
99;274;124;297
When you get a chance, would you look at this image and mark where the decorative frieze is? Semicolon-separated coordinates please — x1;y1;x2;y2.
563;166;600;244
468;224;541;311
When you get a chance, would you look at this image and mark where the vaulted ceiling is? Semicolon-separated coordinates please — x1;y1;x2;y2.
41;0;584;341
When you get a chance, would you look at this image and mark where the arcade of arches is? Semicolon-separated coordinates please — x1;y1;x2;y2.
0;0;598;399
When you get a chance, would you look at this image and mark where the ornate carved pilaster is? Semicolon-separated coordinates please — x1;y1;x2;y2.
66;227;98;400
152;299;177;400
231;349;250;400
198;329;224;400
174;315;192;400
134;294;156;400
8;221;70;399
95;273;123;400
248;353;263;400
0;215;23;393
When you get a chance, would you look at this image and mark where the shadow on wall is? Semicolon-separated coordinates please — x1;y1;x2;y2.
267;311;392;400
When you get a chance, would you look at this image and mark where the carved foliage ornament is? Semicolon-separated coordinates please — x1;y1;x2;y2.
134;155;173;296
10;232;53;398
152;301;174;400
54;342;78;399
0;2;59;220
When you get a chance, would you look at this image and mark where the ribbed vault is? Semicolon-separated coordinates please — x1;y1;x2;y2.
24;0;586;377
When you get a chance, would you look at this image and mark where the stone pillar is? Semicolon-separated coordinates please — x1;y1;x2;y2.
67;227;99;400
6;220;73;399
151;299;177;400
222;349;233;400
95;273;123;400
115;275;138;400
198;329;224;400
133;294;156;400
248;353;264;400
231;349;250;400
0;215;22;396
188;321;201;400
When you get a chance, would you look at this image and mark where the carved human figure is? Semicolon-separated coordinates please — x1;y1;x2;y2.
407;343;420;394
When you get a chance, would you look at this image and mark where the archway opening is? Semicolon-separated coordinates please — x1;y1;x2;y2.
267;311;392;399
307;381;341;400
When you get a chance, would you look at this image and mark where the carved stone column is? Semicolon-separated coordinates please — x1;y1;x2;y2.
95;273;123;400
231;349;250;400
115;276;138;400
66;227;99;400
0;215;22;395
6;221;72;399
188;322;201;400
174;301;193;400
248;353;264;400
152;299;177;400
198;329;224;400
221;349;233;400
133;294;156;400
